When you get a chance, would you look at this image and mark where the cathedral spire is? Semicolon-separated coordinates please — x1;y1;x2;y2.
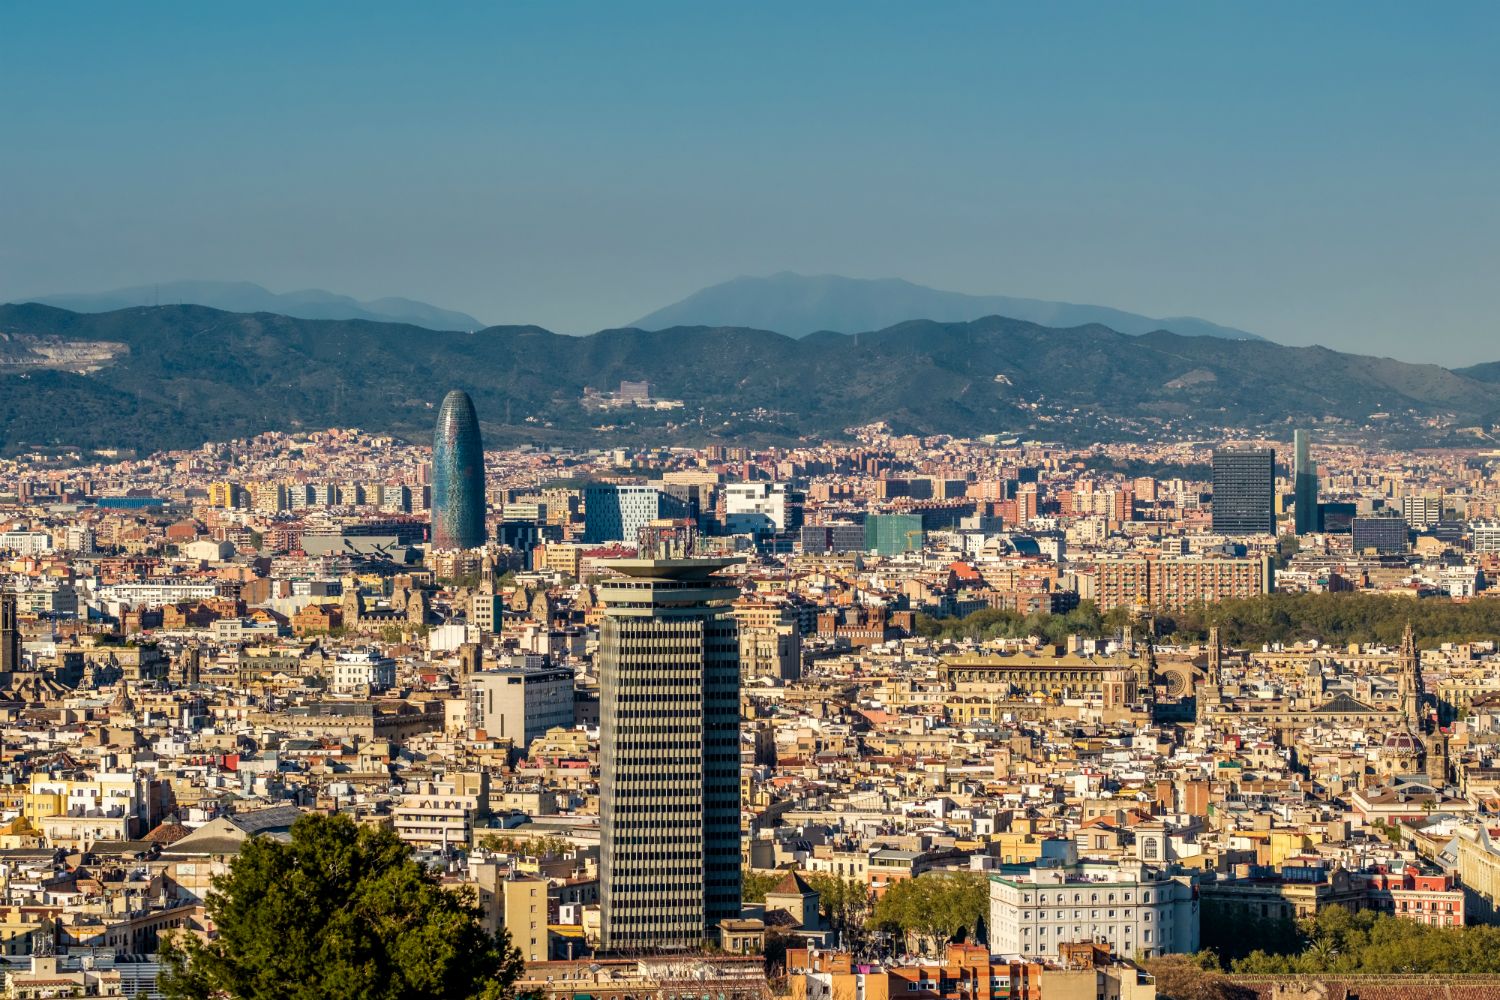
1399;620;1423;732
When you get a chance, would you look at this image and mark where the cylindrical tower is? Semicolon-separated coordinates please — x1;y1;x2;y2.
431;390;487;550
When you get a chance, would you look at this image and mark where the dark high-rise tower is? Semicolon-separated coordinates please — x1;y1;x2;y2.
0;592;19;687
431;390;486;550
597;557;741;952
1211;448;1276;535
1293;429;1320;535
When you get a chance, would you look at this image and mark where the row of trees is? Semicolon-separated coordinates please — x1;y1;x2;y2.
868;872;989;955
1153;907;1500;1000
1231;906;1500;975
745;868;988;956
916;592;1500;650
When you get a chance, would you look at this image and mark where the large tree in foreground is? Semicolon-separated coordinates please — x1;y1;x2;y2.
160;812;526;1000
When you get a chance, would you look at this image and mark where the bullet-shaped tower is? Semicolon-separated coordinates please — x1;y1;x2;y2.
431;390;487;550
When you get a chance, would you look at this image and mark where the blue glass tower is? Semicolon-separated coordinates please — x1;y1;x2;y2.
431;390;486;550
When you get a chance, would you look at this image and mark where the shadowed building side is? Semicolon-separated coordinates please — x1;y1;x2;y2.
431;389;487;550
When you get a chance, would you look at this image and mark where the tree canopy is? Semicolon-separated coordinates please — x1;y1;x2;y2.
160;812;525;1000
916;600;1130;645
1231;906;1500;975
868;872;988;954
917;592;1500;651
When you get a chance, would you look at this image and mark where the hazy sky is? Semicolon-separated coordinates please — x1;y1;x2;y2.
3;4;1497;364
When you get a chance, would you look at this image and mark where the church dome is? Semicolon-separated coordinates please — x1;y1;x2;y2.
1382;730;1420;751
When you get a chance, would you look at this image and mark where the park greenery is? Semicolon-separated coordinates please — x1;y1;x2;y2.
918;592;1500;650
1229;906;1500;975
160;813;525;1000
1155;906;1500;998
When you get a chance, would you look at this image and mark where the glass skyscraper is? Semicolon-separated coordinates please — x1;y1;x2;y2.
597;557;741;952
1211;448;1276;535
430;390;487;550
1293;429;1320;535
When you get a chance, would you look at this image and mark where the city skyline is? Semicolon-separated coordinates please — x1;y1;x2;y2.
6;3;1500;991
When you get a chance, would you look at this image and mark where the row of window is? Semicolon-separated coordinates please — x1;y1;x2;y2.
1023;890;1153;904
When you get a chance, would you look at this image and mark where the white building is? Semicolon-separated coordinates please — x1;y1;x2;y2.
183;538;236;562
988;844;1199;960
63;526;96;554
1472;520;1500;555
213;617;283;642
97;581;218;605
393;776;485;848
1402;493;1444;529
724;482;798;534
471;592;507;633
469;664;575;751
332;649;397;693
0;531;54;555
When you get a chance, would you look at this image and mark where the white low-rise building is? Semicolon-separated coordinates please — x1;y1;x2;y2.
988;843;1199;960
332;649;397;693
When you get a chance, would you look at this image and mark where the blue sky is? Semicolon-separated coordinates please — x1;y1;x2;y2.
3;3;1497;363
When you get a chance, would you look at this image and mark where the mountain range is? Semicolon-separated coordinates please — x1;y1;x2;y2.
630;272;1266;342
17;281;483;332
0;303;1494;458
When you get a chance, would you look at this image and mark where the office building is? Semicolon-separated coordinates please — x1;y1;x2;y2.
0;592;20;686
1351;515;1409;554
1293;430;1320;534
800;522;867;555
1473;521;1500;555
1402;493;1444;530
582;484;689;544
597;557;741;951
1211;448;1275;535
469;664;575;752
723;482;801;535
431;389;487;550
865;514;924;556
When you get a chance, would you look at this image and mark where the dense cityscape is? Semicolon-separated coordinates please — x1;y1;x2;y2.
0;382;1498;996
7;5;1498;998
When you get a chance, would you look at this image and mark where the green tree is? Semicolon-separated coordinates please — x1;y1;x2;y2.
802;873;874;949
476;833;576;857
742;869;784;904
1273;533;1300;570
160;812;525;1000
868;872;988;956
1231;907;1500;975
